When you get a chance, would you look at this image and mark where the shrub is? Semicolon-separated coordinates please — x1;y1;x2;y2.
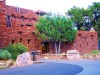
3;43;28;60
0;49;12;60
91;50;100;55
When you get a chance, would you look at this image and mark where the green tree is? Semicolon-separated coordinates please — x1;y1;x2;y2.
67;2;100;39
35;14;77;54
67;6;93;31
88;2;100;40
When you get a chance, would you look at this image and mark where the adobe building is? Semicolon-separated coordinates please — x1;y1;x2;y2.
48;31;98;54
0;0;98;54
0;0;41;51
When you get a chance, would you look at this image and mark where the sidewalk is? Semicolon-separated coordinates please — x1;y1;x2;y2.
45;59;100;75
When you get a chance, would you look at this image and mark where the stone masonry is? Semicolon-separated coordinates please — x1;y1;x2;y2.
0;0;98;54
0;0;41;51
49;31;98;54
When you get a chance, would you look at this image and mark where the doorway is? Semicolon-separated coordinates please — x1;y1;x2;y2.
41;42;49;54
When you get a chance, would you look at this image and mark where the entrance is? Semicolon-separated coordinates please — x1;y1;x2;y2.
41;42;49;54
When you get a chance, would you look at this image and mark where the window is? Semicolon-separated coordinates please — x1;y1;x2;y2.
11;14;16;18
78;34;82;37
18;31;22;34
27;39;30;44
91;35;93;37
80;45;82;47
6;14;12;27
20;16;24;20
91;35;94;39
12;40;15;44
20;38;22;43
26;24;32;26
32;32;35;35
20;24;24;27
35;39;37;43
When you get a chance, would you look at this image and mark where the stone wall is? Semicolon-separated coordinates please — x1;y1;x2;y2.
0;0;7;48
0;0;98;54
0;0;41;51
49;31;98;54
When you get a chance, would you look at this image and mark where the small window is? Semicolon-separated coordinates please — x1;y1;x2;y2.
28;39;30;44
11;14;16;18
35;39;37;43
20;16;24;20
91;35;94;39
6;14;12;27
32;32;35;35
80;45;82;47
21;24;24;27
78;34;82;37
91;35;93;37
20;38;22;43
18;31;22;34
12;40;15;44
26;24;32;26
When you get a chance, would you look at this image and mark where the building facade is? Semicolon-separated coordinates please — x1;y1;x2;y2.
48;31;98;54
0;0;41;51
0;0;98;54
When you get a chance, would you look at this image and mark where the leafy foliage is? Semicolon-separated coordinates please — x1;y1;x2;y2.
67;2;100;39
3;43;28;60
88;2;100;39
0;49;12;60
36;14;77;53
91;50;100;55
36;14;77;42
67;6;93;31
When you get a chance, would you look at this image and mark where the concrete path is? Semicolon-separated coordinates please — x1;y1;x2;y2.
0;59;100;75
0;62;82;75
45;59;100;75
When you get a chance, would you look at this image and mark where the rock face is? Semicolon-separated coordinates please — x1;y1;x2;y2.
0;0;41;51
16;52;33;66
67;50;81;60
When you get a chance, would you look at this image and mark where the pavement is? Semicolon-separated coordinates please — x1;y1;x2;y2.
45;59;100;75
0;59;100;75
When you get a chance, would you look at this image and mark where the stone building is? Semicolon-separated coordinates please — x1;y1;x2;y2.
0;0;98;54
0;0;41;51
48;31;98;54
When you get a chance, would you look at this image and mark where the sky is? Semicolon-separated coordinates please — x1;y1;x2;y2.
6;0;100;15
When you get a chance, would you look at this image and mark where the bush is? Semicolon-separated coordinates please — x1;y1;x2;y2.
0;49;12;60
91;50;100;55
3;43;28;60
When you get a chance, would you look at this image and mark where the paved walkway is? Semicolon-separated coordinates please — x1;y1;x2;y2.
0;62;82;75
0;59;100;75
45;59;100;75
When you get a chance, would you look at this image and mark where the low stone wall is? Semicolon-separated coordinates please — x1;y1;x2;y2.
43;54;67;60
43;53;100;60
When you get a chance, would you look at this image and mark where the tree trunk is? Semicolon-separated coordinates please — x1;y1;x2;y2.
58;41;61;54
55;42;58;54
